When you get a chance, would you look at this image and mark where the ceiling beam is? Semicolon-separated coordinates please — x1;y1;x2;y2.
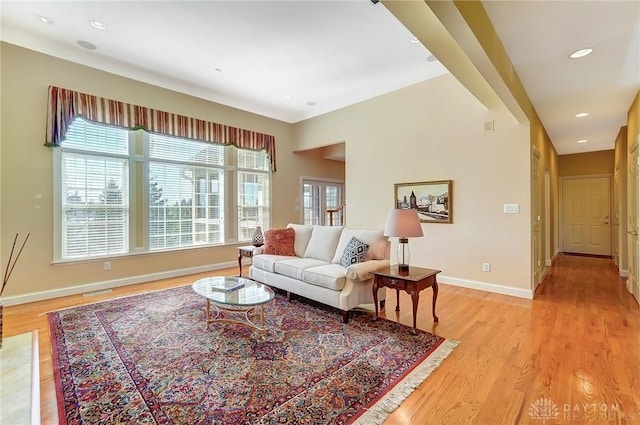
383;0;529;124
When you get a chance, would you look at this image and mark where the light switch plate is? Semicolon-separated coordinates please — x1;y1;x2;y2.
504;204;519;213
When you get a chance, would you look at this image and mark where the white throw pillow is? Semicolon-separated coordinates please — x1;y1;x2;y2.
304;226;344;262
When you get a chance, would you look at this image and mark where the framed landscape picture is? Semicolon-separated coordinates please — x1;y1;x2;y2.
394;180;452;223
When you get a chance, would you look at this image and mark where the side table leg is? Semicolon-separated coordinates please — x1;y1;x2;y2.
395;289;400;312
410;288;419;335
432;278;439;322
238;253;243;277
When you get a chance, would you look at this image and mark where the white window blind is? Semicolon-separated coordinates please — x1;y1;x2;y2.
55;119;270;261
61;118;129;259
237;150;270;241
149;135;225;250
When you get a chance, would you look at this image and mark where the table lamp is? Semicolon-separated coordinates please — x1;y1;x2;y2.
383;208;423;272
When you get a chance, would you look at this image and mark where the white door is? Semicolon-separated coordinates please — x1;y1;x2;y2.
628;144;639;303
302;179;344;226
562;177;612;256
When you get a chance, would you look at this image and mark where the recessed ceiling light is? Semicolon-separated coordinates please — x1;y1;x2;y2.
426;55;438;62
306;101;317;107
575;112;589;118
39;16;53;24
569;48;593;59
283;95;292;99
410;36;419;44
77;40;97;50
577;139;588;144
214;67;222;72
90;20;106;30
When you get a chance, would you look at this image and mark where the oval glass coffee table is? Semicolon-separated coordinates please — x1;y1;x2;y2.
192;276;275;331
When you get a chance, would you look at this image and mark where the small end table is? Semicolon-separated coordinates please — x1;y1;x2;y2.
372;265;441;334
238;245;258;277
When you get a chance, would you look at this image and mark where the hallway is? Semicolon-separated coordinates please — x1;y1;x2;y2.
383;253;640;424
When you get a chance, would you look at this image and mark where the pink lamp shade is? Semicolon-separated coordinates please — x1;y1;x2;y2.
384;208;423;238
384;209;423;271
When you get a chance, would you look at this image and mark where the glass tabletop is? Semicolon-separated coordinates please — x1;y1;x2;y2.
192;276;274;307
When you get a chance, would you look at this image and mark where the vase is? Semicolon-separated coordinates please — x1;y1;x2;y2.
252;226;264;247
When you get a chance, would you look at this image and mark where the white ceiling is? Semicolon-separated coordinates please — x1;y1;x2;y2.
483;0;640;155
0;0;448;124
1;1;639;156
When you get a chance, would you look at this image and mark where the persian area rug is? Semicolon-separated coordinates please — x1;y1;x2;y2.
49;285;459;425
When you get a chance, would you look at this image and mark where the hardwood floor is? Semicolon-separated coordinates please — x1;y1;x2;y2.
4;254;639;424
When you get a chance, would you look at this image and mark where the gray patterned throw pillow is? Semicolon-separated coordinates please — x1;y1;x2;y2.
340;237;370;267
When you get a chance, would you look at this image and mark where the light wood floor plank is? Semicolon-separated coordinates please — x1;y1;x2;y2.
3;254;640;424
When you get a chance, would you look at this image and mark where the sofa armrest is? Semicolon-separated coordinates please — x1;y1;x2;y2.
345;260;390;281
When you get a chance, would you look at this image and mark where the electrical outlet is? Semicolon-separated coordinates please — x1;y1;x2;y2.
482;262;491;272
104;261;111;270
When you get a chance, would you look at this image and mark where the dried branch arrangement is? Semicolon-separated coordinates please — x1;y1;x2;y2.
1;233;30;297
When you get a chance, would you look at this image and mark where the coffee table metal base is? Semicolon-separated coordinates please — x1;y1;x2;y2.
204;300;267;331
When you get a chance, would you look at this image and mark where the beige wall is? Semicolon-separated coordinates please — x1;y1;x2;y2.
558;150;615;176
0;42;343;303
295;74;532;296
384;0;559;286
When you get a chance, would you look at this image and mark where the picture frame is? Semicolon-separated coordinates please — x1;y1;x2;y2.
394;180;452;223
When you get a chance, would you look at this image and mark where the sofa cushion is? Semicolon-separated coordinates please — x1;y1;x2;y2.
302;264;347;291
304;226;343;262
286;223;314;257
252;254;294;273
331;228;385;263
263;227;296;256
274;257;328;280
339;237;369;267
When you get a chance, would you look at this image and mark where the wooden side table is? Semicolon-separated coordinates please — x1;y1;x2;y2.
372;265;441;334
238;245;258;277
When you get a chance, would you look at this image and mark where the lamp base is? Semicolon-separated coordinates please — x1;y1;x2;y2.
398;264;409;272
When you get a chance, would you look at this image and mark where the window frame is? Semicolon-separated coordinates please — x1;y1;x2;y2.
53;119;271;263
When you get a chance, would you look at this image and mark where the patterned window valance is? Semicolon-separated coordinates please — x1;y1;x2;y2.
45;86;277;171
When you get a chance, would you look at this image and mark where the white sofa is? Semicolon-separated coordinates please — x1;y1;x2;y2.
249;223;389;322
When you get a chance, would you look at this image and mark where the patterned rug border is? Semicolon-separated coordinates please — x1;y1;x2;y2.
49;285;459;425
351;339;460;425
41;284;193;316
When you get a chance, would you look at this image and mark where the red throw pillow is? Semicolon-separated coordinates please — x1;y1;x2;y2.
262;228;296;256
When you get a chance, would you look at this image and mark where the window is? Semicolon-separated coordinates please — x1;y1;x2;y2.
237;148;270;241
148;134;225;250
56;118;270;261
60;120;129;259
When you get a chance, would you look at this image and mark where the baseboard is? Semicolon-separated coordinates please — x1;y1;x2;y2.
620;269;629;278
438;275;533;299
1;261;237;306
540;267;549;282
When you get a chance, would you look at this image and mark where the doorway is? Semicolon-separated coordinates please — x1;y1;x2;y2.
561;176;612;256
